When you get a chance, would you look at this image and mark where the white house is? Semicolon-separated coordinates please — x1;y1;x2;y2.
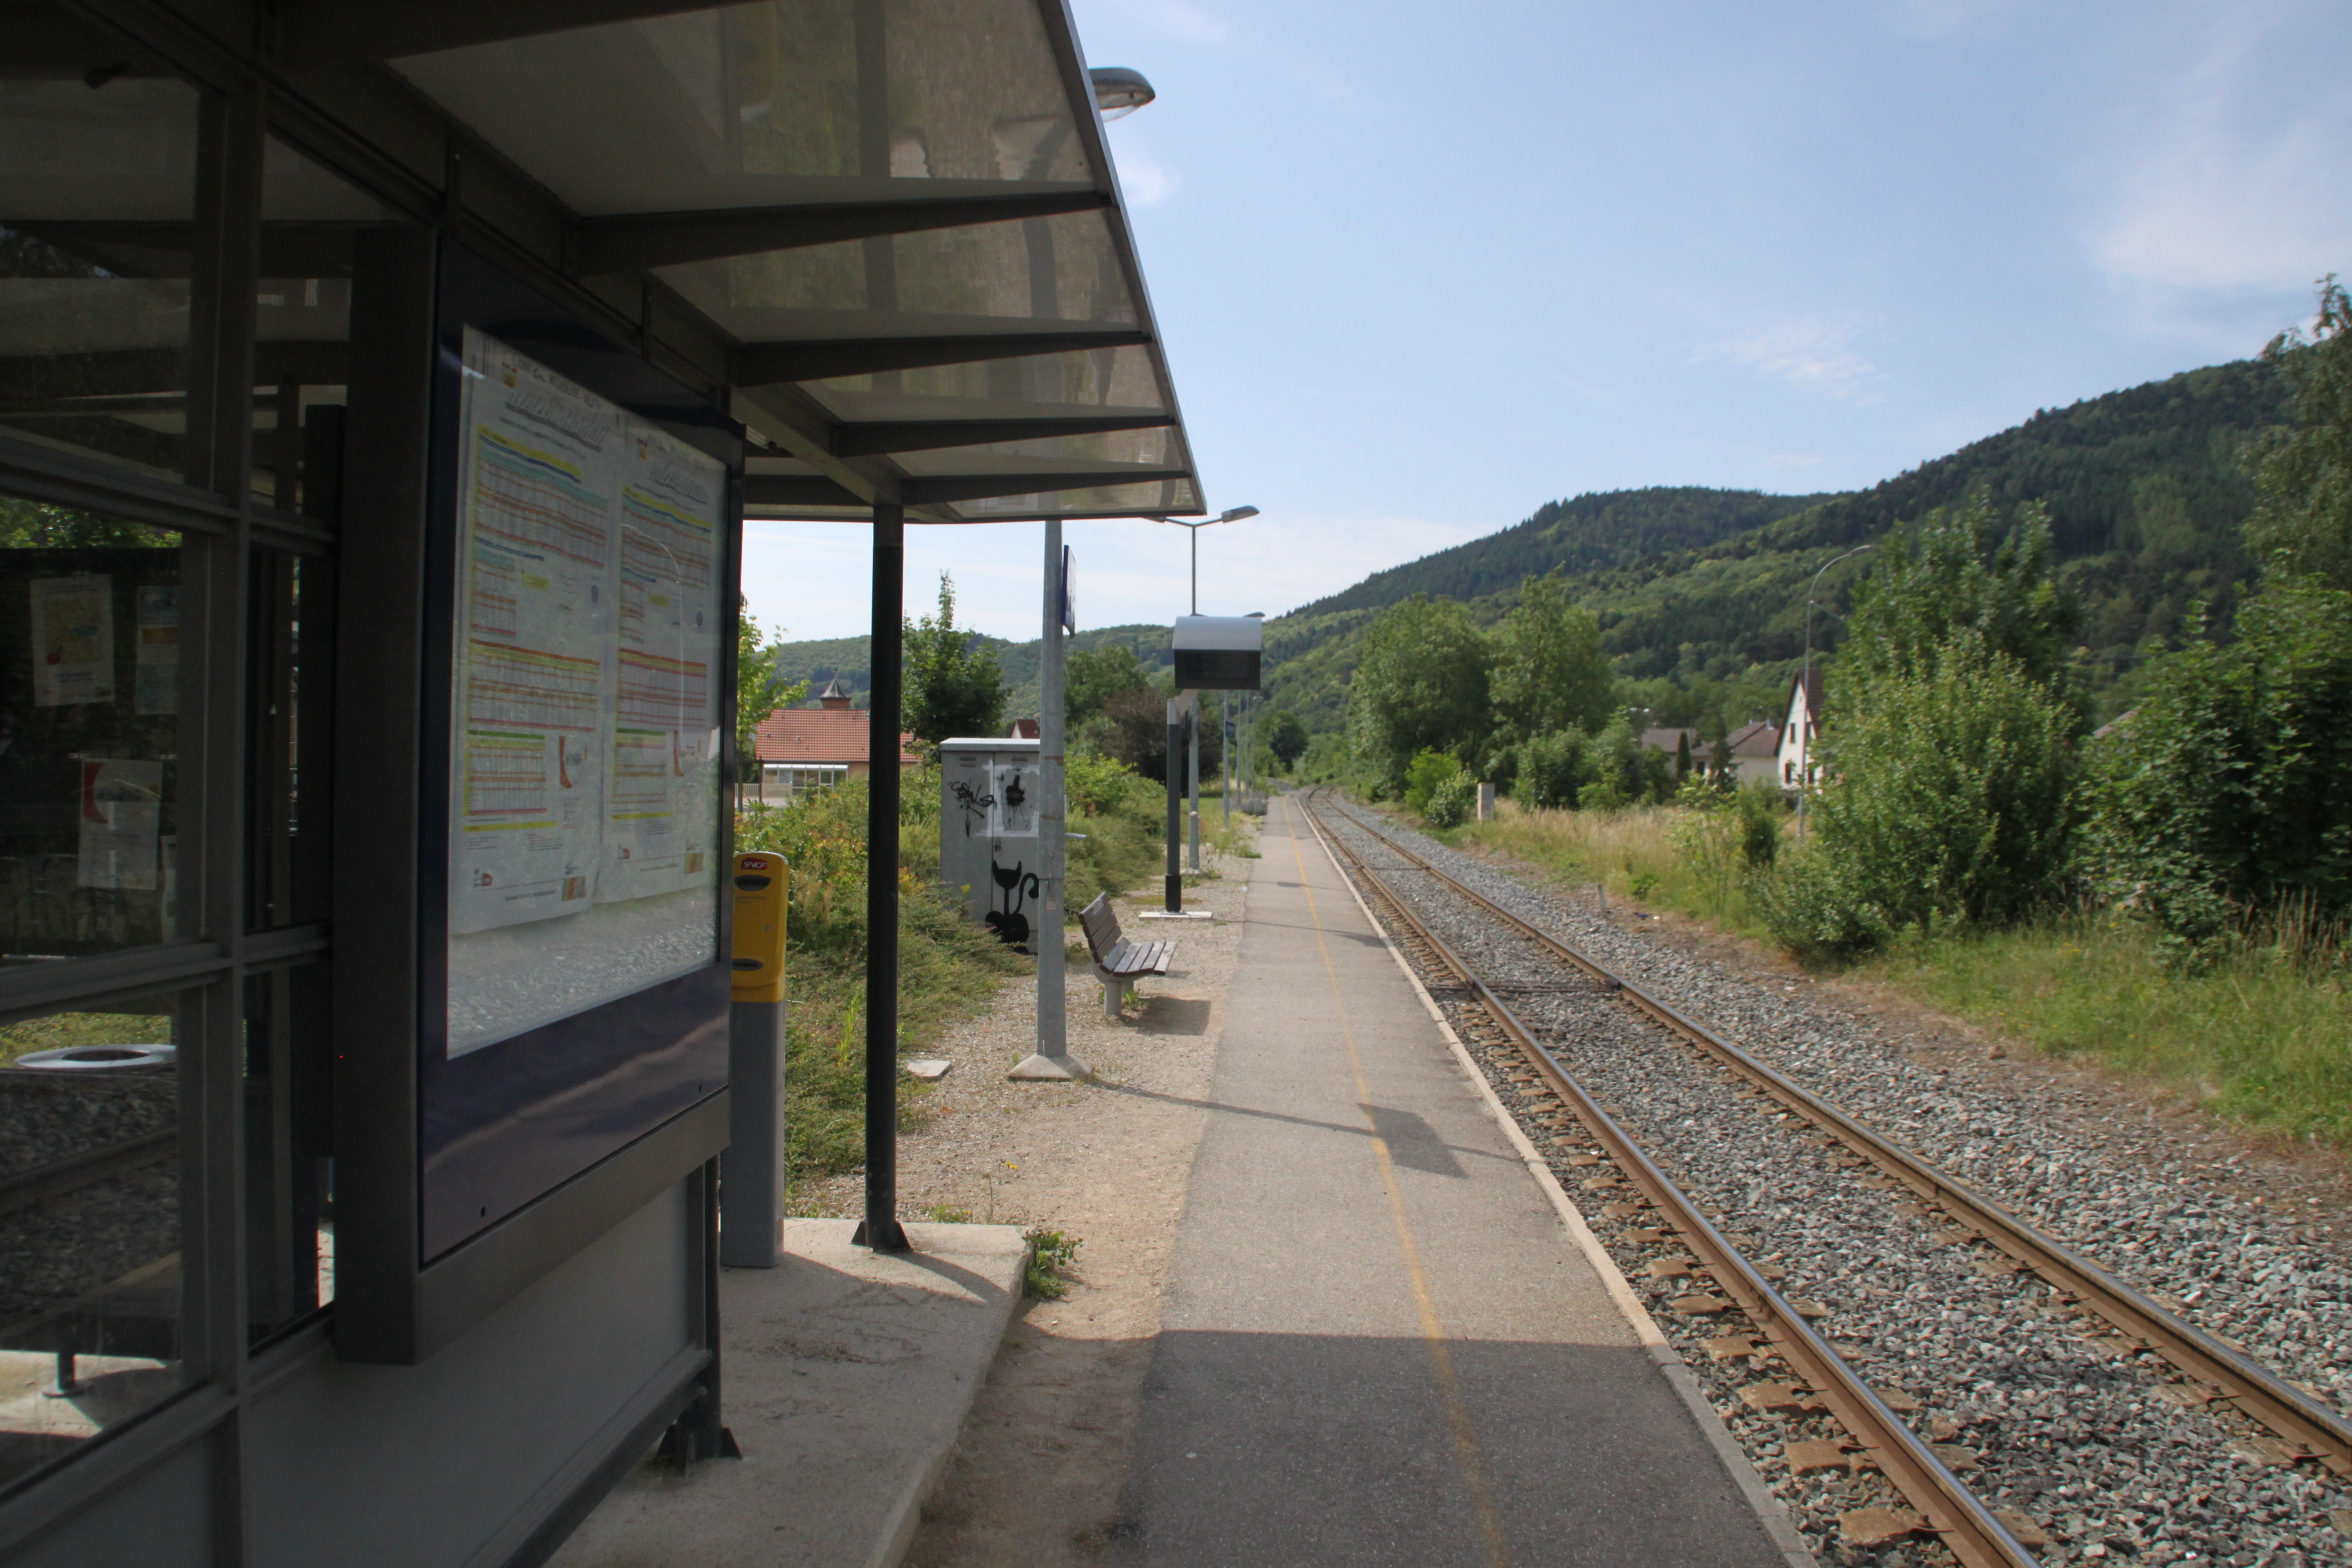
1775;669;1826;791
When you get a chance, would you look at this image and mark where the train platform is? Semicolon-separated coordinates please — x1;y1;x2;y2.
1110;794;1812;1568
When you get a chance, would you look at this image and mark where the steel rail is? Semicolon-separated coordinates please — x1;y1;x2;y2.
1319;792;2352;1479
1299;791;2036;1568
0;1128;177;1221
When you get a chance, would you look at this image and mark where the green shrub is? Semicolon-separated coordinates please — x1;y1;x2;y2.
1788;637;2081;951
1732;783;1783;870
2086;580;2352;956
1756;844;1895;959
1423;771;1478;828
1577;776;1628;812
1518;729;1592;809
1403;748;1463;815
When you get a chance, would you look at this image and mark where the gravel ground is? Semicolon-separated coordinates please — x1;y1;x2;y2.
1316;796;2352;1568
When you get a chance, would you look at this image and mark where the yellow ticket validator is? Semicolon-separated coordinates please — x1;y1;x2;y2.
730;852;788;1003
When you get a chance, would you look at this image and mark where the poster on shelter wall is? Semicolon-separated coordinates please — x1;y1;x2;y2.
78;758;161;890
446;328;620;935
597;418;724;906
31;575;115;707
134;585;178;715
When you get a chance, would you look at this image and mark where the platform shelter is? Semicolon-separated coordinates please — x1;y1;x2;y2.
0;4;1201;1563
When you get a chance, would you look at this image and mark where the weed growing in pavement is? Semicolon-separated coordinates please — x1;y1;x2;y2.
921;1202;974;1224
1024;1228;1082;1299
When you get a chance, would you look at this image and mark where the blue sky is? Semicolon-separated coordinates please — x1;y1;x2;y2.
741;0;2352;645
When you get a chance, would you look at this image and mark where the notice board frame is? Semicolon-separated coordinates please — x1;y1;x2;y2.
334;232;742;1363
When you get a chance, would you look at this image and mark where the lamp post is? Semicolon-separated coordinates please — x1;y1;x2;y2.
1158;507;1258;871
1795;543;1872;841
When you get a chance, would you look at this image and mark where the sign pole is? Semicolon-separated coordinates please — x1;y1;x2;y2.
1011;524;1086;1080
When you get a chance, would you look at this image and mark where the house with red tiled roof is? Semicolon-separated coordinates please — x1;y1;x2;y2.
750;677;917;803
1719;719;1781;785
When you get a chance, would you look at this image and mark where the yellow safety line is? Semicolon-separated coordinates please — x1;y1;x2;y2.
1288;802;1514;1568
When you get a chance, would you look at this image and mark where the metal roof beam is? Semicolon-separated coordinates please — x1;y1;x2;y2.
900;469;1191;506
565;188;1110;275
273;0;726;71
742;475;866;508
732;330;1148;386
829;414;1175;458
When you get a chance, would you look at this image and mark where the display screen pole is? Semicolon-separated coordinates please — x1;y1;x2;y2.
859;503;908;1251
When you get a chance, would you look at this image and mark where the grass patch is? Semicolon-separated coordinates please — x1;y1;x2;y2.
0;1008;175;1068
1023;1227;1081;1298
1448;794;2352;1153
1860;919;2352;1147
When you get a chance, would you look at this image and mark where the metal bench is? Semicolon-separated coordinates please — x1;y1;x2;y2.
1078;892;1175;1019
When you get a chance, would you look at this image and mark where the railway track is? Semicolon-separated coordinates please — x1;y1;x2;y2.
1298;788;2352;1566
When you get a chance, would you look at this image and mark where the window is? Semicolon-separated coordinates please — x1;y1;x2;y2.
0;56;200;486
0;501;184;961
0;990;188;1488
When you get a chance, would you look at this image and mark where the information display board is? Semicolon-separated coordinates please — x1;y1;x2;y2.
444;329;725;1057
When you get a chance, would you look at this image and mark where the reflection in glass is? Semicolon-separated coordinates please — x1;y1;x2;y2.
245;967;331;1344
247;551;331;931
0;497;182;960
0;994;183;1486
248;138;393;515
0;53;199;484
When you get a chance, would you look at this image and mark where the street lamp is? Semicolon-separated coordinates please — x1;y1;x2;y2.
1795;543;1873;840
1159;506;1259;614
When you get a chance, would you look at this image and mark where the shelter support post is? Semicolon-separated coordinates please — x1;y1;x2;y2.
858;503;910;1252
1187;704;1201;871
1164;698;1183;912
1012;520;1086;1080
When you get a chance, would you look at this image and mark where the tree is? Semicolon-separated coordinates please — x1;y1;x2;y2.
901;573;1005;745
1265;709;1309;770
1840;497;2082;691
1065;644;1152;732
1345;595;1493;791
2246;276;2352;590
2087;580;2352;953
735;604;805;783
1776;635;2081;949
1098;688;1220;781
1490;573;1614;739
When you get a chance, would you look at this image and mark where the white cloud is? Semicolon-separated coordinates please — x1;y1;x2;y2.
1114;151;1182;206
1697;318;1886;401
2089;4;2352;295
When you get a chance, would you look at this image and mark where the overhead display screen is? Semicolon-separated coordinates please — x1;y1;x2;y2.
444;328;725;1057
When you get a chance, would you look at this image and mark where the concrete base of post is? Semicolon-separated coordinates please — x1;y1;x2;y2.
1007;1052;1092;1081
1137;909;1213;921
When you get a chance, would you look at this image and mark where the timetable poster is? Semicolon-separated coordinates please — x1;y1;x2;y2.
599;420;724;905
447;330;619;935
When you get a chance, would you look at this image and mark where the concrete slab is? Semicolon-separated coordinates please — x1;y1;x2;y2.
550;1220;1028;1568
1111;795;1807;1568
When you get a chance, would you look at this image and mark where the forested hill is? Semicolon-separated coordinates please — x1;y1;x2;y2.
755;355;2291;739
1289;487;1834;620
1253;355;2291;738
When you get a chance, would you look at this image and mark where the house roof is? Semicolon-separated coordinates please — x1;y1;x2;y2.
1639;727;1700;754
1725;720;1780;756
1786;667;1826;729
755;709;917;767
1007;717;1041;739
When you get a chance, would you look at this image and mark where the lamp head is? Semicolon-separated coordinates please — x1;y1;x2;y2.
1089;67;1156;120
1216;506;1259;524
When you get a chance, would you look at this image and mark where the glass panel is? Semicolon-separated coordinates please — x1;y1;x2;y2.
249;138;393;514
246;551;330;931
388;0;1092;215
444;332;724;1056
654;208;1137;341
245;965;331;1345
0;24;199;485
0;497;184;961
0;990;185;1486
